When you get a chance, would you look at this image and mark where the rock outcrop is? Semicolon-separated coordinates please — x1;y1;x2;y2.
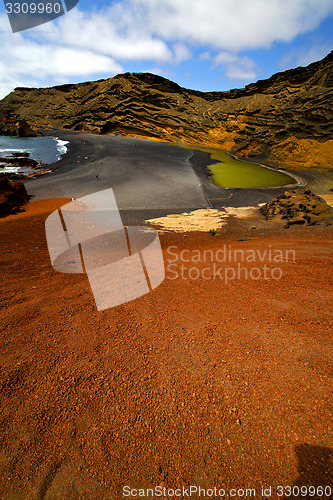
0;111;37;137
0;52;332;168
261;189;333;226
0;153;39;170
0;175;29;214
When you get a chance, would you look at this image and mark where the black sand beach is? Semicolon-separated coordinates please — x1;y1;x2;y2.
24;131;208;225
24;130;313;225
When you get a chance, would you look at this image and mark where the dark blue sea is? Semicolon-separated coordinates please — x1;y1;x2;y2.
0;136;68;174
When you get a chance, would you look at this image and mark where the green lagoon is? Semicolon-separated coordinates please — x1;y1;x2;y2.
205;150;295;189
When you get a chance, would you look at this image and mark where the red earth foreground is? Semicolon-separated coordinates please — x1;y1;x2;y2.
0;199;332;499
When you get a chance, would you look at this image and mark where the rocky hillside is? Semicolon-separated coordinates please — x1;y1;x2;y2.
0;111;37;137
0;52;332;168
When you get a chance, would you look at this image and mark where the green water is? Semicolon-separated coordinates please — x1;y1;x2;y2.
206;150;295;189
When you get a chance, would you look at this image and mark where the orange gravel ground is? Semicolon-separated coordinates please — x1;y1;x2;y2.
0;199;333;500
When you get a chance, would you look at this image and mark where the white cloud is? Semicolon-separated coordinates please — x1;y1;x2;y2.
142;67;172;78
295;44;332;67
0;0;332;98
7;39;122;77
199;52;211;61
0;74;22;99
279;41;332;71
30;0;333;60
128;0;333;51
32;8;173;62
0;14;123;99
296;44;332;66
172;43;192;64
208;52;257;80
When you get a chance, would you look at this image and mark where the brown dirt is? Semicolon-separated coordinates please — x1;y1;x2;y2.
1;199;333;499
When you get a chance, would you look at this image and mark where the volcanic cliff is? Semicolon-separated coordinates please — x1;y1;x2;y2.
0;111;37;137
0;51;332;169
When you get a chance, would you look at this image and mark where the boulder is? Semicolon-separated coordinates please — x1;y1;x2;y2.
261;189;333;226
0;111;37;137
0;175;29;215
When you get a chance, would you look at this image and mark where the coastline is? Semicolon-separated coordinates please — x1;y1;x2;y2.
25;130;211;225
0;134;69;175
54;137;69;160
23;129;333;221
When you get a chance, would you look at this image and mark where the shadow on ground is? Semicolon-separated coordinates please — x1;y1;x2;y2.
283;444;333;500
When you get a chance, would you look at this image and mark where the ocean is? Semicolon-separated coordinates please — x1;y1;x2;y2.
0;135;68;174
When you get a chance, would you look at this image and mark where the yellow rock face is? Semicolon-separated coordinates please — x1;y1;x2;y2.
1;52;332;169
270;137;333;170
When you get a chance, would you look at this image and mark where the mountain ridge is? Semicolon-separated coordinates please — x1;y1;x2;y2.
1;51;332;169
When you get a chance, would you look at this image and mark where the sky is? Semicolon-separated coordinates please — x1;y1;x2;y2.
0;0;332;100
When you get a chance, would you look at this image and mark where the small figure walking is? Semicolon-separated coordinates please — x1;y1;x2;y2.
71;196;75;203
96;174;99;180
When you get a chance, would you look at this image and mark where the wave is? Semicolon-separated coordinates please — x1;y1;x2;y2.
55;138;69;160
0;165;22;174
0;137;69;170
0;148;27;154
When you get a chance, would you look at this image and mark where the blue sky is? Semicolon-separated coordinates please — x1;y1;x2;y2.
0;0;332;99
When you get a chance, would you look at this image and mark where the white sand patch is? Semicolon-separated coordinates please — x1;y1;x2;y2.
224;206;261;218
145;208;228;232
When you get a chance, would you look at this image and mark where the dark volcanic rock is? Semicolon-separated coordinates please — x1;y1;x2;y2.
0;154;40;170
0;175;29;214
0;52;332;168
0;111;37;137
261;189;333;226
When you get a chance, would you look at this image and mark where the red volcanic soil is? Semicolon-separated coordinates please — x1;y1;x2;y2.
0;199;333;499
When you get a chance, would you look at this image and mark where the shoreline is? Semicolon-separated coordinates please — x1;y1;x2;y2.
0;135;69;176
26;129;333;215
180;143;306;190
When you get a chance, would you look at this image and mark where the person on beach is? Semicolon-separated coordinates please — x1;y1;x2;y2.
72;197;75;203
96;175;99;180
